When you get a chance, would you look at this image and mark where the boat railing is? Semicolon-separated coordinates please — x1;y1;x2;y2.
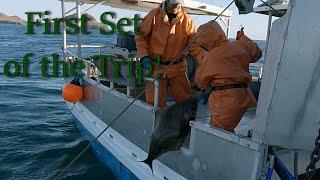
250;63;263;80
65;47;160;108
144;77;160;108
59;0;235;110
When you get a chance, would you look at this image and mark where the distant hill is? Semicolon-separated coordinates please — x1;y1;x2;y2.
0;12;25;25
66;13;109;30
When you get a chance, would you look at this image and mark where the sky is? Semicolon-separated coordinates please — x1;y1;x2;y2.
0;0;274;40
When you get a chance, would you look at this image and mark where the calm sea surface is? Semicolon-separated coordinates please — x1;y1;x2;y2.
0;23;265;180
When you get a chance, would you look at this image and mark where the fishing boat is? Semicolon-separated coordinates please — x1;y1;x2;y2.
60;0;320;179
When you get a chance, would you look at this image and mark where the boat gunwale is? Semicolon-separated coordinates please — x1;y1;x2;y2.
84;77;155;112
68;101;188;179
190;121;264;151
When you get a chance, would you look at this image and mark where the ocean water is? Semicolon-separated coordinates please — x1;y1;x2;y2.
0;23;116;180
0;23;265;180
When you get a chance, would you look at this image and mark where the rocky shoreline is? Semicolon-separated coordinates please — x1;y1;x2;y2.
0;12;26;25
0;12;108;30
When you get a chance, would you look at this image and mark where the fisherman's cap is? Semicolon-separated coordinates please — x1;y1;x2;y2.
167;0;184;5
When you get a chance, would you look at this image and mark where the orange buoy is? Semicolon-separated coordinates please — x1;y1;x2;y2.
62;79;83;103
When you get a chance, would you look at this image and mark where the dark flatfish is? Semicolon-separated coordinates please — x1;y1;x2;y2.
142;96;199;169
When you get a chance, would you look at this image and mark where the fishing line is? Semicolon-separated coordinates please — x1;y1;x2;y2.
55;90;145;180
55;1;235;179
214;1;235;21
70;103;76;111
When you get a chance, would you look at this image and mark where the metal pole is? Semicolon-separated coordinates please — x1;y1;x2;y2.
154;80;159;108
61;0;67;61
76;0;82;60
218;16;231;39
227;17;231;39
76;0;90;77
96;48;101;83
257;11;273;80
265;11;272;60
127;87;131;97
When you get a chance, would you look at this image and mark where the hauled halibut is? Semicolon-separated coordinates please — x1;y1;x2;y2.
142;96;199;169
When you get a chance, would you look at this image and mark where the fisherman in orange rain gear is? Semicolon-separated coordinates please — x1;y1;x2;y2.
189;21;262;132
135;0;196;107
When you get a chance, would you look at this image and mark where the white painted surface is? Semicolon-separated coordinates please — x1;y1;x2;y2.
254;0;320;150
68;102;187;179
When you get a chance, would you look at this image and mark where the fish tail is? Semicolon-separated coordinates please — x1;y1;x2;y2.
141;158;153;170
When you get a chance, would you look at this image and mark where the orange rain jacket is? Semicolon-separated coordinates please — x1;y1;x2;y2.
189;20;229;64
135;7;196;107
190;21;262;131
